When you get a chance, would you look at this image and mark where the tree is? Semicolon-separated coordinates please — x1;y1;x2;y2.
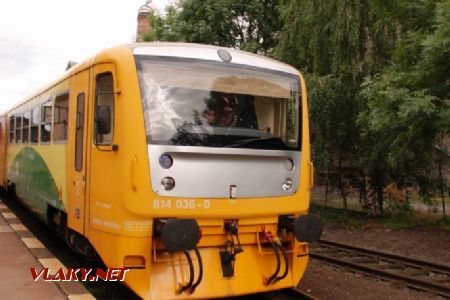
359;0;450;214
275;0;375;208
144;0;282;54
307;74;361;208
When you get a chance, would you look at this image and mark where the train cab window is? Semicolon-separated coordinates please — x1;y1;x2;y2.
94;73;114;145
53;92;69;142
41;100;52;143
22;111;30;144
9;116;14;143
30;107;40;143
15;115;22;143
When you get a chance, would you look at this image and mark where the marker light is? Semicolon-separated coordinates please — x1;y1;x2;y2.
282;178;293;191
161;177;175;191
284;159;294;172
159;154;173;169
217;49;232;62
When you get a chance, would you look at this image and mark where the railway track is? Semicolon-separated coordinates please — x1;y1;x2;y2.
240;288;319;300
273;288;320;300
310;239;450;298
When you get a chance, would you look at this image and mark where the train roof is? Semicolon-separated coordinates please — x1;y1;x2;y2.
128;42;300;75
7;42;300;113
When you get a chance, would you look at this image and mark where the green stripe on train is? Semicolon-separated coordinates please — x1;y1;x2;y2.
8;147;65;222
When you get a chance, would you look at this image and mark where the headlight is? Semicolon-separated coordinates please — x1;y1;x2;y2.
284;159;294;172
282;178;293;191
159;153;173;169
161;177;175;191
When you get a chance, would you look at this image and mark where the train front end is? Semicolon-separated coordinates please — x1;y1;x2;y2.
114;44;321;299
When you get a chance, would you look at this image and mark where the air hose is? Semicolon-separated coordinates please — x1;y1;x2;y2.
263;231;281;285
274;242;289;283
190;247;203;293
177;250;195;294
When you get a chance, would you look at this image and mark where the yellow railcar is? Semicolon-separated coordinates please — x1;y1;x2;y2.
0;43;321;299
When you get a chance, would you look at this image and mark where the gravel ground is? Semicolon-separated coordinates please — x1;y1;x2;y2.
322;227;450;266
297;226;450;299
298;260;444;300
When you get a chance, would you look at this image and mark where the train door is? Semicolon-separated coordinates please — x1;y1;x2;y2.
88;63;121;233
67;70;90;235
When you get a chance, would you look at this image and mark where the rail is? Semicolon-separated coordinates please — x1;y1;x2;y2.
254;288;320;300
310;239;450;298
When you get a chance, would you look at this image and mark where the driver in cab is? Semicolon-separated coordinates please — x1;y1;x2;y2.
202;92;238;127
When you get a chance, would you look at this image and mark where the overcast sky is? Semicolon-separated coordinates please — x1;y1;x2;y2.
0;0;170;112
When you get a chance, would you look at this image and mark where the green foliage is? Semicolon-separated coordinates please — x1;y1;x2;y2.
144;0;282;53
359;72;439;179
142;14;163;41
276;0;375;208
311;204;450;232
143;5;182;42
310;204;366;228
420;0;450;101
438;216;450;231
308;74;360;170
276;0;369;76
359;0;450;202
278;0;449;211
383;213;450;232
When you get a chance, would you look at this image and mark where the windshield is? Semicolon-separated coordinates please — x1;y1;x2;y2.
136;56;301;151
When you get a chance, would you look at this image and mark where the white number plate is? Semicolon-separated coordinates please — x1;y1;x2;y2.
152;199;211;210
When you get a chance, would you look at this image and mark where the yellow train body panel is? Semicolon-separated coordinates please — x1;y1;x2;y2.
0;43;317;299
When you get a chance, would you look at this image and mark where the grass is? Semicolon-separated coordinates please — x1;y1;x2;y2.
311;187;450;213
310;186;450;232
382;212;450;231
310;203;450;232
310;203;367;228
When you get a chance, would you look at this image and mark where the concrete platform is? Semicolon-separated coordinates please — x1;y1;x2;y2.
0;199;93;300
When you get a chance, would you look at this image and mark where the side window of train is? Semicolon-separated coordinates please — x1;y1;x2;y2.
53;92;69;142
9;116;15;143
22;111;30;144
15;114;22;143
30;106;40;144
95;73;114;145
41;100;52;143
